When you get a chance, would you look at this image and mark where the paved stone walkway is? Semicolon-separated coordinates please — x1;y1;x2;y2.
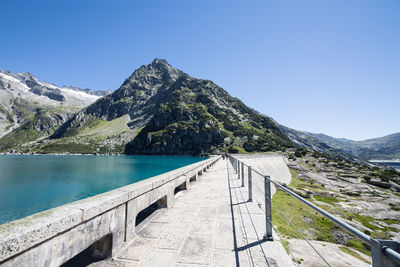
93;159;293;267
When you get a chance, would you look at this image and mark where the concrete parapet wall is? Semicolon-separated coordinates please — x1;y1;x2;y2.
0;156;220;267
231;154;292;214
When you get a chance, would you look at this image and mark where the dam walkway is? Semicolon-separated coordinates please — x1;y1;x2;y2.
94;158;293;267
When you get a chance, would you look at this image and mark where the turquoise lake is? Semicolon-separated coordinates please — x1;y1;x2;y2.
0;155;206;225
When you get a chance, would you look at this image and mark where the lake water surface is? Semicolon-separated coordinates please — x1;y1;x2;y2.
0;155;206;225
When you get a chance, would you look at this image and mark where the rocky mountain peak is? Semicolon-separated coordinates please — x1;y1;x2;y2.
115;59;184;100
15;72;38;83
133;58;182;82
151;58;169;66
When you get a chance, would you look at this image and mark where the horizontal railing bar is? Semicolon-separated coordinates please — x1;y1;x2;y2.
231;156;400;265
270;199;331;267
385;247;400;264
249;164;372;245
235;159;372;243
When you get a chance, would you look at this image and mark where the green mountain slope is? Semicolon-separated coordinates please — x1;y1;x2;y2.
0;104;74;152
126;74;292;154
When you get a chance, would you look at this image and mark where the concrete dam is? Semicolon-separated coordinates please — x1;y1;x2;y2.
1;154;399;266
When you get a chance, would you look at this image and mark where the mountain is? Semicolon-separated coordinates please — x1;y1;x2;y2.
308;132;400;160
30;58;293;154
0;70;111;151
280;123;400;161
2;59;397;158
279;125;357;160
338;138;353;142
60;86;112;97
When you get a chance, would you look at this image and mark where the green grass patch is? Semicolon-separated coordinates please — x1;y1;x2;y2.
383;219;400;225
39;143;95;154
289;168;325;191
274;166;375;257
313;216;338;242
78;115;130;138
350;213;380;231
346;238;371;256
228;146;246;154
0;120;40;151
289;177;307;188
289;168;299;179
339;246;370;264
271;167;340;243
271;190;339;242
313;195;340;205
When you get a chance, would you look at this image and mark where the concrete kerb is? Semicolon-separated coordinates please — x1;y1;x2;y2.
0;156;220;266
1;208;120;267
0;206;83;263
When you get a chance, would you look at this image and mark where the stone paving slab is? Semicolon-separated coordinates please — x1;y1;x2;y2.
118;237;154;261
154;226;187;250
94;159;294;267
177;234;213;264
140;248;177;267
137;222;169;238
190;220;216;235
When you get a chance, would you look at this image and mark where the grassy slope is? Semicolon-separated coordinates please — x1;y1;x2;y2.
35;115;132;154
0;99;84;152
77;114;130;138
0;119;40;151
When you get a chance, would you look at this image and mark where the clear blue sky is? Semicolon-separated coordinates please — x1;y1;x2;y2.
1;0;399;141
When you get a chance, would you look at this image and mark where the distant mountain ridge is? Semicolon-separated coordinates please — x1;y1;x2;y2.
279;125;358;160
0;69;111;99
307;132;400;160
281;125;400;161
0;69;111;150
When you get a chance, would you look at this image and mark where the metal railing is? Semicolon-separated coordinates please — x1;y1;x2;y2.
228;155;400;267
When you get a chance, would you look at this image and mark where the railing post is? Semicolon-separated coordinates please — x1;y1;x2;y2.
248;166;252;201
241;162;244;187
371;239;400;267
237;160;240;179
264;175;273;241
236;159;238;173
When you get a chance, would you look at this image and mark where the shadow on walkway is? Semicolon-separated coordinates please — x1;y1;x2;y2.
225;159;273;267
226;159;241;266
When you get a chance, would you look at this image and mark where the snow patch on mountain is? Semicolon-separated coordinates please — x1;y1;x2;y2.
0;69;112;138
